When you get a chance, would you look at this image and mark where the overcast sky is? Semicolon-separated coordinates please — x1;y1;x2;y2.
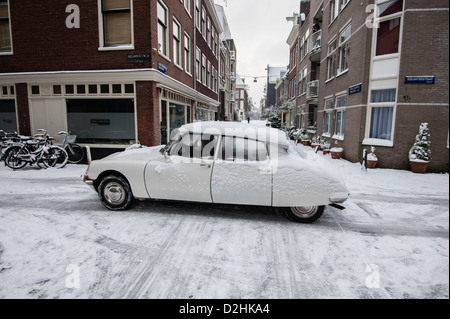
214;0;300;110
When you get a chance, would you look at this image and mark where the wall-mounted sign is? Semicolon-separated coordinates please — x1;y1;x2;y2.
405;76;435;84
90;119;110;126
126;53;150;65
349;83;362;95
158;62;167;75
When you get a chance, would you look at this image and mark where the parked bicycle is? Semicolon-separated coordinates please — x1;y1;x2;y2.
57;131;85;164
3;129;69;170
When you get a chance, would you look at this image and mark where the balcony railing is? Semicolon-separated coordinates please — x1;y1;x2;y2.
307;80;319;100
309;30;321;62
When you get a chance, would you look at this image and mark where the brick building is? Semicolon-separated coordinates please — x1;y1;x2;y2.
0;0;222;153
292;0;448;172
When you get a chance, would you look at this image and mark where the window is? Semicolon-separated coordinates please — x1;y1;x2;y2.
66;99;135;144
195;0;201;30
201;7;206;39
157;1;168;56
341;0;350;10
220;136;268;162
326;38;337;80
169;133;217;159
173;19;181;66
338;24;351;74
324;111;332;134
0;0;11;53
376;17;400;56
369;88;396;140
184;0;190;15
370;107;393;140
196;47;201;81
335;110;346;136
207;61;211;88
334;95;346;136
202;54;206;85
184;33;191;74
207;18;211;47
375;0;402;56
101;0;132;47
329;0;338;24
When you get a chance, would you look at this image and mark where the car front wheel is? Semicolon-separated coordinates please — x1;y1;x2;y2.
281;205;325;223
98;175;134;211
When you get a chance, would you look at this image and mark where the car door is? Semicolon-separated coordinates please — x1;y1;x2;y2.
211;136;272;206
145;133;218;203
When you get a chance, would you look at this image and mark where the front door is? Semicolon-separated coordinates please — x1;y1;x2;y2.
211;136;272;206
145;133;218;203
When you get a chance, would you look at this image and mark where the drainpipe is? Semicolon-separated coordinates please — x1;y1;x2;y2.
193;5;198;120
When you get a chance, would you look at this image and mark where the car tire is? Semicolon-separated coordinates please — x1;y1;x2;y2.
98;175;134;211
281;205;325;223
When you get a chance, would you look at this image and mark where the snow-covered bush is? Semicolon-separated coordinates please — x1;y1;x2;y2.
321;137;331;150
409;123;431;162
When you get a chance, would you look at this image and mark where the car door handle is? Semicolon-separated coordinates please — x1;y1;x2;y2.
200;163;212;168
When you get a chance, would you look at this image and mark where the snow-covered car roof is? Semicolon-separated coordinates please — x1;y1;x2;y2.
179;121;290;147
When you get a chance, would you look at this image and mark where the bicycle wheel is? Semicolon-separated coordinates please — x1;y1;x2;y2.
65;143;84;164
5;147;28;170
47;146;68;168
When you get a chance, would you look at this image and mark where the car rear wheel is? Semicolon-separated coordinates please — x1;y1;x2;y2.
281;205;325;223
98;175;134;211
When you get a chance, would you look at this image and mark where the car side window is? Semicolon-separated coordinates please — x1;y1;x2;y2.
220;136;268;162
170;133;216;159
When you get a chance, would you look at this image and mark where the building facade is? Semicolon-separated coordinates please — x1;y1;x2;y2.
0;0;223;152
292;0;448;172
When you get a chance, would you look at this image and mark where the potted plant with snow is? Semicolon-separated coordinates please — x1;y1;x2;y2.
298;129;311;146
409;123;431;174
311;135;322;150
330;141;343;159
366;146;378;169
321;138;331;155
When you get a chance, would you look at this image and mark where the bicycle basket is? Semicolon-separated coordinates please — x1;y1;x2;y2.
66;135;77;143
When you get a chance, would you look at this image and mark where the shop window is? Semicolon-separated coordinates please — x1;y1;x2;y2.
66;99;135;144
101;0;132;47
0;99;17;132
112;84;122;94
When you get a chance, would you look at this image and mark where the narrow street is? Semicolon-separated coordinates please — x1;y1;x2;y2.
0;146;448;299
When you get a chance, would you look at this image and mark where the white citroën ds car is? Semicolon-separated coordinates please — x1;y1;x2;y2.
83;122;349;223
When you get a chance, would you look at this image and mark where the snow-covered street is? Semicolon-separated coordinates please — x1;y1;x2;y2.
0;143;448;299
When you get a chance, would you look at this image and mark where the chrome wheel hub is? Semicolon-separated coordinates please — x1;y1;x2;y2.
104;182;126;205
290;206;318;218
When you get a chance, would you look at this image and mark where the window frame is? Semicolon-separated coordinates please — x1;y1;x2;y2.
98;0;134;51
157;0;169;58
172;17;182;67
184;32;192;75
0;0;13;55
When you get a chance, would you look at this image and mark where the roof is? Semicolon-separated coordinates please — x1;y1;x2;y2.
180;121;290;147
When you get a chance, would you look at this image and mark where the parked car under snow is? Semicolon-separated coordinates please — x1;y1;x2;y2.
83;121;349;223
